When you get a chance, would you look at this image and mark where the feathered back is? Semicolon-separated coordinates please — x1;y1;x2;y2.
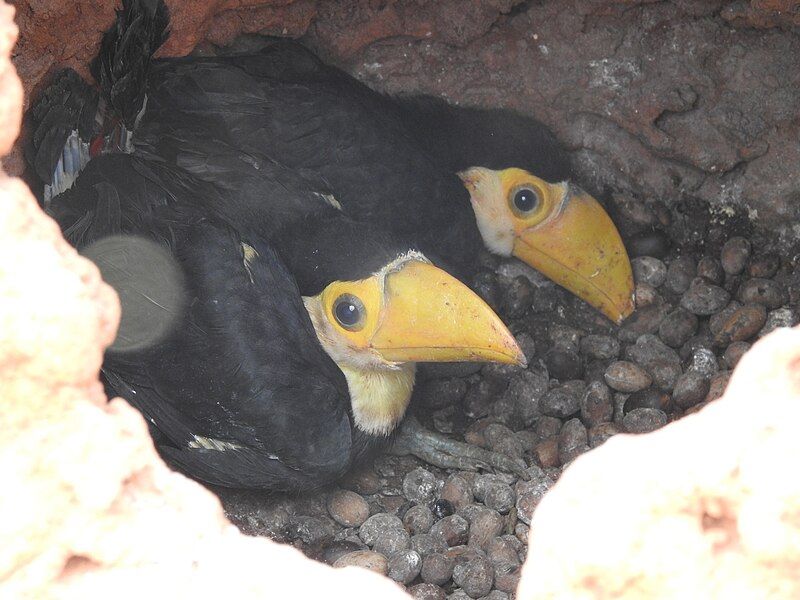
90;0;170;128
394;94;573;182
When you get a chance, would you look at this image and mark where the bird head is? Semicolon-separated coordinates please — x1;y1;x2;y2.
458;167;635;324
302;250;525;434
304;250;525;370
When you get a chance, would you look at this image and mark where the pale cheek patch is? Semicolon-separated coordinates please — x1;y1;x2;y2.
468;175;515;257
303;294;415;436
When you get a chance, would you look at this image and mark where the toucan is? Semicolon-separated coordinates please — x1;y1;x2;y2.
27;1;535;486
28;0;634;324
44;149;525;491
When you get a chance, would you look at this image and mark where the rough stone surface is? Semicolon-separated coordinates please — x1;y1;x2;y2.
327;490;370;528
452;555;494;599
579;381;614;427
632;256;667;288
403;468;439;504
409;583;446;600
604;361;652;393
542;349;584;381
503;368;548;427
688;348;720;379
579;335;620;361
720;237;751;275
623;388;671;414
532;437;559;468
760;307;799;337
441;475;473;513
748;253;781;279
411;534;448;559
430;515;470;548
557;418;589;464
10;0;800;248
658;308;699;348
723;341;751;370
482;483;516;516
360;514;405;547
467;509;504;550
333;550;390;575
737;278;788;310
633;282;659;307
519;328;800;599
622;408;668;434
671;371;710;410
514;473;555;525
587;422;621;449
388;549;423;584
421;553;455;586
404;505;435;536
712;304;767;347
373;527;412;558
697;257;725;286
540;380;585;419
619;300;670;343
624;334;682;391
417;377;469;410
665;256;697;295
681;278;732;316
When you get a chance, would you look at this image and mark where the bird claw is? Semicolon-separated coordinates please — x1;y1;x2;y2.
389;416;529;479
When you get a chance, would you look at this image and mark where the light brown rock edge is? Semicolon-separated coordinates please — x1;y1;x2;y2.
520;325;800;599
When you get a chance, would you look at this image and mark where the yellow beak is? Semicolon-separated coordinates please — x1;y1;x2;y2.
513;186;635;324
370;261;526;366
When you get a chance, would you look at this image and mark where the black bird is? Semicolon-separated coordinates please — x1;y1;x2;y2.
47;150;525;491
27;1;633;323
136;37;634;323
28;26;534;486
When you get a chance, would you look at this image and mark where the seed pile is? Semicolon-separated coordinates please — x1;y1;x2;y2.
218;200;798;599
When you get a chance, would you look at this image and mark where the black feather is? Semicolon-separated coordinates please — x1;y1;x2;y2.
24;69;98;184
90;0;170;128
46;150;398;491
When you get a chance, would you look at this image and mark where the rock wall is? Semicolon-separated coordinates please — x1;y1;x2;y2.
10;0;800;245
4;1;800;598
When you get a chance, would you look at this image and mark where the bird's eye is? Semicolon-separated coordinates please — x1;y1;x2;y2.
333;294;366;331
511;187;540;215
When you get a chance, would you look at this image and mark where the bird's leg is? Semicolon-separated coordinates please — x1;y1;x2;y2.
389;416;529;479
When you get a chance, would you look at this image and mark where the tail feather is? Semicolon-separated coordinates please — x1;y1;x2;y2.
26;0;169;206
25;69;98;204
90;0;169;128
43;131;91;205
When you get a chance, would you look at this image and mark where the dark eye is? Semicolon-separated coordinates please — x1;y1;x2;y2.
512;187;540;214
333;294;366;330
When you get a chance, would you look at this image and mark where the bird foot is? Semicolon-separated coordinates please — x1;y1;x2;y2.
389;416;528;479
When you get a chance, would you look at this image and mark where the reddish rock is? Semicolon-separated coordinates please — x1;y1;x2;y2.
167;0;317;55
0;2;21;157
311;0;522;58
532;437;559;468
326;489;370;528
721;0;800;28
9;0;800;248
